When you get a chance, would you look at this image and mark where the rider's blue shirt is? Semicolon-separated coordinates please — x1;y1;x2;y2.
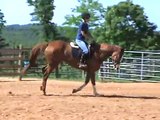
76;22;88;41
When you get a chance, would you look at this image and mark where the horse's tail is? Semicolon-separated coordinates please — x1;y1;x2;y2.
21;42;48;75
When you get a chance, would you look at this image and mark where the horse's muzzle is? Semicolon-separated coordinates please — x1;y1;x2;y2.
114;64;120;71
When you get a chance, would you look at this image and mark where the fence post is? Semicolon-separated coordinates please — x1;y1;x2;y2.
18;44;22;81
140;52;144;80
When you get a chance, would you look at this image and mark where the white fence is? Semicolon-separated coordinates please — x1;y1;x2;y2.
99;51;160;82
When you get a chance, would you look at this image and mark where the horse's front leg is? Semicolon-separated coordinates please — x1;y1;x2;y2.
72;72;90;94
90;72;101;96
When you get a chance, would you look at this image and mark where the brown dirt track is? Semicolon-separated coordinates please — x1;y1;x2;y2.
0;77;160;120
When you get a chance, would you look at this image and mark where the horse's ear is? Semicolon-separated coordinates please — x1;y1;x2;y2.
93;42;100;49
121;48;124;52
91;40;96;45
90;41;100;52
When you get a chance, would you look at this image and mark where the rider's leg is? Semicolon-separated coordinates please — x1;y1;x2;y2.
79;53;87;68
75;39;88;68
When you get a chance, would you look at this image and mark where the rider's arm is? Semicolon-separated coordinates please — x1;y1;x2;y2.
81;30;93;40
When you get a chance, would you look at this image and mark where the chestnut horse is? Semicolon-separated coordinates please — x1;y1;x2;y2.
21;40;124;96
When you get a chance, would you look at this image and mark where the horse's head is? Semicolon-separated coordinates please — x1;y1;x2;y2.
111;47;124;70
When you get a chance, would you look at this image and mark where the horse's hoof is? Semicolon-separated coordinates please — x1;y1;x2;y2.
94;93;103;97
72;89;77;93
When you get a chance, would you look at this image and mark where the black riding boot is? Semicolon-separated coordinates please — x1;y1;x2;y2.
79;54;87;68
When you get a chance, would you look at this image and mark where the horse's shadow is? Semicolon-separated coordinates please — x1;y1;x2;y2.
0;80;16;82
45;94;160;100
0;80;41;82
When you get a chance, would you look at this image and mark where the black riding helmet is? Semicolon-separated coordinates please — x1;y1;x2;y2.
81;12;90;19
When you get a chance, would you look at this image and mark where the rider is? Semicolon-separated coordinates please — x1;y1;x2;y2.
75;12;93;68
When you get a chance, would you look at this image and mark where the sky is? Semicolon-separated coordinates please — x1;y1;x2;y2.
0;0;160;30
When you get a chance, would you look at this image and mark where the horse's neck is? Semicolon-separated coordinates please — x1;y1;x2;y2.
98;44;114;62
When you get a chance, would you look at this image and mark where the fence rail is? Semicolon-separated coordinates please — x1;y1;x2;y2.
0;46;25;79
99;51;160;82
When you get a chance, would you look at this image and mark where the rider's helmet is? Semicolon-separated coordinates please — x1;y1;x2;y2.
81;12;90;20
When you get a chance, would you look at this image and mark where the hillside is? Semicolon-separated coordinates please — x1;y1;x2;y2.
2;24;77;48
2;24;43;47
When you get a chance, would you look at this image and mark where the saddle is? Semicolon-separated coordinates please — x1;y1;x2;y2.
70;42;90;59
70;42;79;49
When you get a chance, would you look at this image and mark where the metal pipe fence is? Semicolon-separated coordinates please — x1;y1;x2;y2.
99;51;160;82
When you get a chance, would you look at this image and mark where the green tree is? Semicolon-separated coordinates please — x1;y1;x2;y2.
0;37;9;48
27;0;57;41
57;26;77;41
95;0;157;50
63;0;106;28
0;10;5;34
146;31;160;50
0;9;8;48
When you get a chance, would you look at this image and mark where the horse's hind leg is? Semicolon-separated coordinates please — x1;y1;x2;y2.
40;62;58;95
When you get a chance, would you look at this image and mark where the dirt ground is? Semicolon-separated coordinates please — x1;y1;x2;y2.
0;77;160;120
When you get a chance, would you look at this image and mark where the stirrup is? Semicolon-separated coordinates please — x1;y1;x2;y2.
79;63;87;68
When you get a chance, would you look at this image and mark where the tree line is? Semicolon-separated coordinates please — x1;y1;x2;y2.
0;0;160;50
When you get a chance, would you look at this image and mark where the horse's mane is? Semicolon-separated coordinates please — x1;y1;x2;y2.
100;43;123;51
